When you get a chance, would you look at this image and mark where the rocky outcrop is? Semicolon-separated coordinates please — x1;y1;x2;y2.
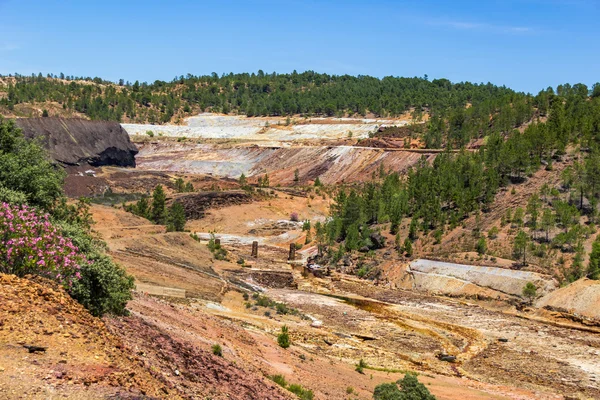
169;191;253;220
15;117;138;167
406;259;558;298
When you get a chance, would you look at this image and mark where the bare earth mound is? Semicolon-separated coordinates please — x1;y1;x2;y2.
0;274;168;399
537;278;600;324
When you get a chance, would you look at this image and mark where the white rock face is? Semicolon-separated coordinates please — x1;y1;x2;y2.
408;259;558;297
122;113;409;141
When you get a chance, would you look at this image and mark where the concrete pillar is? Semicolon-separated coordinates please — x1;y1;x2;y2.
251;241;258;258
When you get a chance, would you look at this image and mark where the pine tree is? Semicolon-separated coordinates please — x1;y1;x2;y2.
408;218;418;241
522;282;537;303
513;207;525;227
150;185;167;224
513;229;529;265
541;208;554;242
476;237;487;255
174;178;186;193
239;173;247;188
166;202;186;232
587;238;600;280
403;238;413;257
526;194;541;239
136;195;150;219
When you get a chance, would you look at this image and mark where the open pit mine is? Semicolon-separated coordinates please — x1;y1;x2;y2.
2;112;600;400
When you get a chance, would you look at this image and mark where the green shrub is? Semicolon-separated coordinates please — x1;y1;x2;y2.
270;374;287;387
476;237;487;255
69;252;134;317
275;302;290;315
58;221;134;317
255;295;272;307
212;344;223;357
373;373;436;400
0;117;64;211
355;358;367;374
0;185;27;205
287;383;314;400
277;325;291;349
522;282;537;301
488;226;499;239
207;233;228;260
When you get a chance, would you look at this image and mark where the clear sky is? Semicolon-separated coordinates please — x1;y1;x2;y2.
0;0;598;93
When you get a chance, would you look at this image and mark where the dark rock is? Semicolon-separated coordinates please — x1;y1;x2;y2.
369;232;386;249
359;246;370;253
498;338;509;343
23;345;47;353
168;191;253;220
439;355;456;363
436;353;457;363
15;117;138;167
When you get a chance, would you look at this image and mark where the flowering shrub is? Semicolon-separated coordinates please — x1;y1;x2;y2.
0;202;86;288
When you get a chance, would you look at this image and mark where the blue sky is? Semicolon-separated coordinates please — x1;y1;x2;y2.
0;0;598;93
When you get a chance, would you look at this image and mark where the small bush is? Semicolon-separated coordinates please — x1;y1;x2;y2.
212;344;223;357
288;383;314;400
355;358;367;374
255;295;272;307
277;325;291;349
373;373;436;400
276;302;289;315
270;374;287;387
522;282;537;301
68;250;133;317
145;130;154;137
58;220;134;317
207;233;228;260
290;212;299;222
476;237;487;255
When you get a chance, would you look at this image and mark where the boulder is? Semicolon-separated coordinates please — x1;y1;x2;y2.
15;117;138;167
369;232;386;249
